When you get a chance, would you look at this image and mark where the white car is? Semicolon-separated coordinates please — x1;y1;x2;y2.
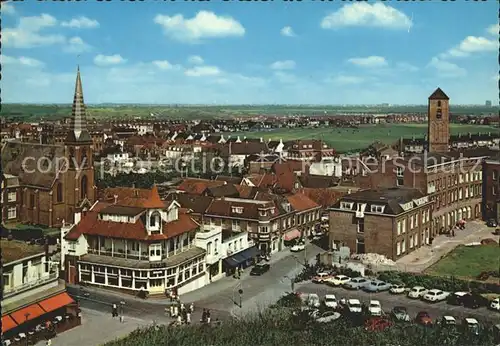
423;289;450;302
324;294;338;309
290;243;305;252
440;316;457;325
389;283;406;294
299;293;321;308
325;275;351;286
368;300;383;316
347;299;363;313
408;286;428;299
315;311;341;323
490;298;500;311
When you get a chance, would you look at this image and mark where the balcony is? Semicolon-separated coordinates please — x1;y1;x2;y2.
3;272;59;299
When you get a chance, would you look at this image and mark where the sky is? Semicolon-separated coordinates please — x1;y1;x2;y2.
1;1;498;105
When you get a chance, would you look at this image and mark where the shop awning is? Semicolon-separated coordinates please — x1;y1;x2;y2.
2;315;18;333
223;246;260;267
10;304;45;324
39;292;75;313
283;229;301;241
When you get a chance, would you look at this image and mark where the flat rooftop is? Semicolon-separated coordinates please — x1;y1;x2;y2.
343;187;423;204
1;239;45;265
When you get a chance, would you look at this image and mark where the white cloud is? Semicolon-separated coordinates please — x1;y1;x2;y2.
487;24;499;36
187;55;204;65
154;11;245;43
63;36;92;53
152;60;175;70
280;26;296;37
428;57;466;78
94;54;126;66
185;66;221;77
2;2;16;15
347;56;388;68
61;16;99;29
1;55;44;67
396;62;419;72
270;60;296;70
3;14;65;48
321;3;412;30
439;36;497;59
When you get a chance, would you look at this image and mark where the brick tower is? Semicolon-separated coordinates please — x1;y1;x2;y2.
64;66;96;221
427;87;450;153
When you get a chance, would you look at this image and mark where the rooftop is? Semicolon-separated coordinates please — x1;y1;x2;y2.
342;187;423;205
1;239;45;265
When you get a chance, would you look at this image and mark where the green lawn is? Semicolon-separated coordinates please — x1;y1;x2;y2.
229;124;496;153
425;245;500;279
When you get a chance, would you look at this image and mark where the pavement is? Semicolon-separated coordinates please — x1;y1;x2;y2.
297;282;500;325
396;221;499;272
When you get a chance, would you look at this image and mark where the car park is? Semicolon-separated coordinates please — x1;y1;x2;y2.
290;243;305;252
415;311;433;326
250;263;270;276
490;298;500;311
368;300;383;316
391;306;410;322
364;317;393;332
312;272;332;284
346;299;363;313
423;289;450;303
363;280;392;293
389;283;406;294
325;274;351;287
408;286;428;299
323;294;338;309
315;311;342;323
343;277;370;290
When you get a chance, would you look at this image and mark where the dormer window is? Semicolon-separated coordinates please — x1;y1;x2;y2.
149;211;161;233
340;202;353;210
231;206;244;214
370;205;385;213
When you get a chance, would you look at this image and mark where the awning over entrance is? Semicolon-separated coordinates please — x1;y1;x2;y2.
223;246;260;268
38;292;75;313
2;315;18;333
11;304;45;324
283;229;301;241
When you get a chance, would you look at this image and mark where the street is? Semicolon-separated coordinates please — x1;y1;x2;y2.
297;282;500;324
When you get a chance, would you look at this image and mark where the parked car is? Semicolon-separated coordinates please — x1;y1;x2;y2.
312;272;332;284
389;283;406;294
365;317;393;332
363;280;392;293
438;316;457;326
423;289;450;303
408;286;428;299
447;291;469;305
368;300;383;316
347;299;363;313
489;297;500;311
486;219;498;227
391;306;410;322
344;277;370;290
299;293;321;308
323;294;338;309
315;311;342;323
250;263;270;276
290;243;305;252
448;292;489;309
415;311;433;326
463;318;480;335
325;274;351;287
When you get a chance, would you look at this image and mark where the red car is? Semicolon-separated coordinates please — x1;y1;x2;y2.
416;311;433;326
364;317;394;332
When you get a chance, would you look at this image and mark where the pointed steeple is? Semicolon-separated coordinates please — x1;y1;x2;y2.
65;66;92;143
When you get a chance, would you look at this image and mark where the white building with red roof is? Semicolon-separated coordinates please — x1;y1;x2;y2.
60;185;207;296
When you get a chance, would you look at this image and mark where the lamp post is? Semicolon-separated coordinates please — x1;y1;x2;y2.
283;275;295;292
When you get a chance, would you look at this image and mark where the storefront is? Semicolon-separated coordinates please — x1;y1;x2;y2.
282;229;301;247
222;246;260;276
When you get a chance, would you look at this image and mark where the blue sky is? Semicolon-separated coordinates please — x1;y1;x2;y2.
1;1;498;105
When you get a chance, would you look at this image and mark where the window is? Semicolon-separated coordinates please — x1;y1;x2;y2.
401;220;406;234
340;202;353;210
7;192;16;202
493;170;498;181
80;175;88;200
30;194;35;208
396;242;401;256
401;239;406;253
8;207;16;219
410;215;414;229
410;235;414;248
459;188;463;200
207;242;212;255
357;219;364;233
414;214;418;227
493;186;497;196
437;100;442;107
396;167;404;177
370;205;384;213
3;273;11;287
397;221;401;236
232;219;240;228
214;239;219;254
56;183;63;202
436;108;442;119
239;239;243;249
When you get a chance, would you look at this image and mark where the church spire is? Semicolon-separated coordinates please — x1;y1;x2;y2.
65;65;91;143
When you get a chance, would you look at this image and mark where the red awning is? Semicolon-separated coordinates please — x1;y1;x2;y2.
10;304;45;324
283;229;301;241
39;292;75;313
2;315;18;333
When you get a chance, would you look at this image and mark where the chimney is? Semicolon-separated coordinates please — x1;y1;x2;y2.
114;195;118;204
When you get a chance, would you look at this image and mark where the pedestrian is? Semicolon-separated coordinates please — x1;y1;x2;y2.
170;305;174;318
206;309;211;324
180;303;185;311
173;305;179;318
201;309;207;323
237;267;241;278
189;302;194;313
177;314;182;325
112;303;118;317
186;311;191;324
451;228;455;237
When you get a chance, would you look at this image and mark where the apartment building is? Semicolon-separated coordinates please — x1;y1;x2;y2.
1;174;21;224
483;154;500;221
329;187;433;260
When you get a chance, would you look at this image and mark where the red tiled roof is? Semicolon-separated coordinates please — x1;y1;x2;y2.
205;198;279;220
299;188;347;208
286;193;319;212
102;186;165;209
177;178;226;195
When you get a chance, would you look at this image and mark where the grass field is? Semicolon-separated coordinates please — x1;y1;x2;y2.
425;244;499;279
228;124;497;153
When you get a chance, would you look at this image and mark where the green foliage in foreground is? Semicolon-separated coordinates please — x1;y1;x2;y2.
104;311;497;346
